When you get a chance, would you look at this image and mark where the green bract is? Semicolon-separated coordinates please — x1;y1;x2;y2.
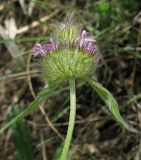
53;20;81;45
41;48;96;85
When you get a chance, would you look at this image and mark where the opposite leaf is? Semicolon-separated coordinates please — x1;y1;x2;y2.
88;79;127;129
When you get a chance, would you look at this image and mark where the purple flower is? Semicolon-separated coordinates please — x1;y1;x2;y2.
85;42;97;54
42;40;57;53
32;40;57;57
80;30;96;55
32;42;45;57
80;30;87;48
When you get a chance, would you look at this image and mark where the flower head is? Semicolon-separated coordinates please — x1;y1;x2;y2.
32;18;99;85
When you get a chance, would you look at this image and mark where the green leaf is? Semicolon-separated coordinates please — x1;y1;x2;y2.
0;87;56;134
52;143;64;160
52;143;71;160
87;79;127;128
10;105;32;160
97;1;110;12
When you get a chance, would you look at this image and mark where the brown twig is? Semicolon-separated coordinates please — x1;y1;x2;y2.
40;132;48;160
27;117;103;127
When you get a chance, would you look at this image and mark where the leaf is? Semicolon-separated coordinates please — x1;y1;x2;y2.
0;87;56;134
87;79;127;128
97;1;110;12
52;143;71;160
52;143;64;160
10;105;32;160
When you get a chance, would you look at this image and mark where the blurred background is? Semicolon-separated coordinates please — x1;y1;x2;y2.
0;0;141;160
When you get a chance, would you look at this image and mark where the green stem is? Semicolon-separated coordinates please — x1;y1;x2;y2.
60;78;76;160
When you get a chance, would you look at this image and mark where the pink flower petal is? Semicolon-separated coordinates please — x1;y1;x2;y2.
42;40;56;53
32;42;44;57
80;30;97;55
81;30;87;39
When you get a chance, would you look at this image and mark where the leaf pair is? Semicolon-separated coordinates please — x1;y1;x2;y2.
0;79;132;134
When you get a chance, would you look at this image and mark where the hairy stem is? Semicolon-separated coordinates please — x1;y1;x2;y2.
60;78;76;160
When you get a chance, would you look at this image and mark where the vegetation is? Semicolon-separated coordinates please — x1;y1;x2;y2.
0;0;141;159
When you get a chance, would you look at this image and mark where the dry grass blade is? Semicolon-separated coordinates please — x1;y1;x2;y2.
17;9;60;34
